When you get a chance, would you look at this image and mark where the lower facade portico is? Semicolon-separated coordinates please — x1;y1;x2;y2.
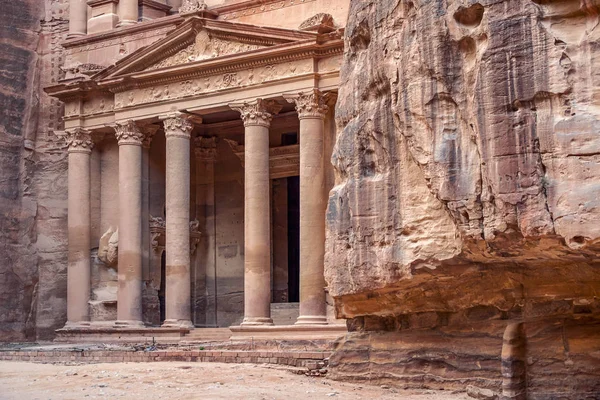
47;11;346;340
56;93;342;340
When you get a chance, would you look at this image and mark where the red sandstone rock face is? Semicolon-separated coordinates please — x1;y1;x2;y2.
326;0;600;396
0;0;70;341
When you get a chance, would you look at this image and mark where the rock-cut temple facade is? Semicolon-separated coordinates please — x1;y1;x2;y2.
44;0;350;339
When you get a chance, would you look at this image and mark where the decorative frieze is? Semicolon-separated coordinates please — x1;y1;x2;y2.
114;59;313;109
63;128;94;153
229;99;282;127
219;0;317;21
284;89;329;119
114;120;145;145
163;114;194;139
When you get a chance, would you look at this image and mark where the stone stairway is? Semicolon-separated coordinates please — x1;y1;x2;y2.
181;328;232;344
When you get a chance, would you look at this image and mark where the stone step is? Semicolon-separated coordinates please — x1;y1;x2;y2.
182;328;232;343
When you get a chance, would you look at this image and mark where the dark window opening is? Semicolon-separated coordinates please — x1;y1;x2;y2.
281;132;298;146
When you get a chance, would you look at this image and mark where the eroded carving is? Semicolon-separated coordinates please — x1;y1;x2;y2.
299;13;334;31
179;0;208;14
149;31;264;70
190;219;201;254
98;227;119;268
194;136;218;161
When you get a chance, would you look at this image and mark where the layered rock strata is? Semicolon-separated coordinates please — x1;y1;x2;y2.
326;0;600;397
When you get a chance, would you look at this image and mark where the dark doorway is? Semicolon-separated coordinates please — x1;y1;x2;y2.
287;176;300;302
159;251;166;324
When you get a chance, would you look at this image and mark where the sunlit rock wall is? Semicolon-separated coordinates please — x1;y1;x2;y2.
326;0;600;396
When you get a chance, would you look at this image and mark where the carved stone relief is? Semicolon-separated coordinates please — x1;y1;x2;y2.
318;54;343;73
220;0;318;21
82;96;115;116
179;0;207;14
98;227;119;268
148;31;265;71
115;59;313;108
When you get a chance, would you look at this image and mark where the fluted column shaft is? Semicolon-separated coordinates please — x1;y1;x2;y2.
163;114;194;328
65;129;93;326
118;0;138;27
115;121;145;326
286;90;329;325
230;99;281;326
68;0;87;38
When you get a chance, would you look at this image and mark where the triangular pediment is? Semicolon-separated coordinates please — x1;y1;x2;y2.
95;17;317;80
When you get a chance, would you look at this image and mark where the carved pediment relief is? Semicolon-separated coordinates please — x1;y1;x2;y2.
95;17;316;80
148;30;266;71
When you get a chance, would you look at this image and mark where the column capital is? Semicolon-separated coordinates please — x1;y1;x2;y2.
194;136;218;162
114;120;144;146
284;89;329;120
63;128;94;154
162;113;194;139
229;99;282;128
139;124;160;149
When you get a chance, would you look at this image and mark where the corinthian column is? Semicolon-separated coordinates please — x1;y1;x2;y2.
118;0;138;27
68;0;87;38
162;114;194;328
230;99;281;326
285;90;329;325
114;121;145;327
64;128;93;327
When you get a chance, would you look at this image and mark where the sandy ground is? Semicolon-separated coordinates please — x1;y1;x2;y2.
0;361;469;400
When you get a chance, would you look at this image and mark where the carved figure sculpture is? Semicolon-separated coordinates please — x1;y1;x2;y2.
98;227;119;268
179;0;208;14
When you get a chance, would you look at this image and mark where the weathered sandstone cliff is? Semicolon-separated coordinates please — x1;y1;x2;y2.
0;0;70;341
326;0;600;397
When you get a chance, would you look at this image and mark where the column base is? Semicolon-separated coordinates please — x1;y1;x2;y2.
241;317;274;326
114;320;146;328
116;20;137;27
295;315;328;325
162;319;194;329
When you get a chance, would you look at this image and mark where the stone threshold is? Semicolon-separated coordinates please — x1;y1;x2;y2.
0;348;331;369
54;326;190;344
229;324;347;340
